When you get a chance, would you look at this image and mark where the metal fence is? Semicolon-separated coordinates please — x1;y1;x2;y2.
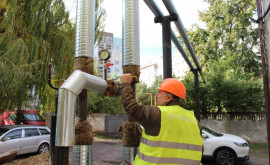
201;112;265;121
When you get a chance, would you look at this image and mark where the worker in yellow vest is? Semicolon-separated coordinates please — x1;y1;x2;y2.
120;73;203;165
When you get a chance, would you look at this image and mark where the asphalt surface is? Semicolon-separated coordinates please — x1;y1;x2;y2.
92;140;269;165
9;139;269;165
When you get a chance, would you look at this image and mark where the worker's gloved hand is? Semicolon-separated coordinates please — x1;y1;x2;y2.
120;73;132;84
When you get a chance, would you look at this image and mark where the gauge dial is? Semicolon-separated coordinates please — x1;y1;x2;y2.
99;49;111;61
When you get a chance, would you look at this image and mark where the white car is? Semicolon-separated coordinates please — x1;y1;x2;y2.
0;125;50;155
202;126;249;165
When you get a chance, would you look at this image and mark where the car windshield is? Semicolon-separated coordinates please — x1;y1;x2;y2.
0;128;9;136
23;114;43;121
203;126;223;137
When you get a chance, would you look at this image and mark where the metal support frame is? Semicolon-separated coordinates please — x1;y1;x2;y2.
144;0;205;122
79;89;88;121
192;69;200;121
155;14;178;79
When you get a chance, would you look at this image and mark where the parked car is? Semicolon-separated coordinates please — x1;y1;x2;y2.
1;109;46;126
0;125;50;155
202;126;250;165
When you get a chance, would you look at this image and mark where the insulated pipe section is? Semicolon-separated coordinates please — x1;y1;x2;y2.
56;70;107;146
143;0;195;70
162;0;206;82
75;0;95;58
122;0;140;65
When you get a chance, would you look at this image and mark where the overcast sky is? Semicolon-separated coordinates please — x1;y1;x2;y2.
64;0;208;76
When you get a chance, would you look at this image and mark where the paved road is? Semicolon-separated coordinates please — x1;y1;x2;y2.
9;140;268;165
202;158;269;165
92;141;269;165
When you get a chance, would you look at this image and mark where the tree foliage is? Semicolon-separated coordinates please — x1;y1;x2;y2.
86;91;125;115
136;75;171;106
192;0;260;77
0;0;106;116
181;0;263;113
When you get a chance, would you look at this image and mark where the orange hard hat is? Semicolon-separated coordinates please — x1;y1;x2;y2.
159;78;186;99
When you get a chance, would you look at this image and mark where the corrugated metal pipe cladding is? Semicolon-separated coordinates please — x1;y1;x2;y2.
122;0;140;66
75;0;95;58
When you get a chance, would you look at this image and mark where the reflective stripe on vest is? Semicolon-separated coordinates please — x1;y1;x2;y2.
137;150;201;165
134;105;203;165
141;137;202;152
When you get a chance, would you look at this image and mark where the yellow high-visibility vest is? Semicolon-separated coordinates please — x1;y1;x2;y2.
134;105;203;165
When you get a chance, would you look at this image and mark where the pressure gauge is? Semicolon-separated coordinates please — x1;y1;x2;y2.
99;49;111;61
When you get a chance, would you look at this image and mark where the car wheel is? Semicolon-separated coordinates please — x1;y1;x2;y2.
215;149;236;165
38;143;49;154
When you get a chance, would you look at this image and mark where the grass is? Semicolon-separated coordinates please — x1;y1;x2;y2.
249;143;269;158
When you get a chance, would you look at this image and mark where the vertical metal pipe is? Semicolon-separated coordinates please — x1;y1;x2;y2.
75;0;95;58
162;0;206;83
122;0;140;66
56;89;77;146
122;0;141;162
162;17;172;79
73;145;92;165
193;69;200;121
79;89;87;121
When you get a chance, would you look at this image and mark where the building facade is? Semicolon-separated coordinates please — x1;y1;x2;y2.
95;32;123;80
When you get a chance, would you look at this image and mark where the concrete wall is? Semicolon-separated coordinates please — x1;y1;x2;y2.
201;119;267;143
45;114;268;143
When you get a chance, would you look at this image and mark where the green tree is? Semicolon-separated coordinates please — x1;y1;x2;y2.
181;0;263;114
189;0;260;77
86;91;125;115
0;0;106;120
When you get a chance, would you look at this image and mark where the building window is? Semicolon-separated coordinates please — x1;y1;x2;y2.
114;45;119;51
99;44;104;49
106;44;112;50
115;61;119;65
106;37;112;43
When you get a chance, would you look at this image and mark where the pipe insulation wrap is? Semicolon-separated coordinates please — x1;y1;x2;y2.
55;70;107;146
122;0;140;65
75;0;95;58
61;70;107;95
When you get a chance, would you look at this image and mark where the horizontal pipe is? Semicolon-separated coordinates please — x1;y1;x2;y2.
60;70;107;95
56;70;107;146
162;0;205;82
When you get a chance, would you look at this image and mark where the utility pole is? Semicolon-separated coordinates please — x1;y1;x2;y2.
256;0;270;161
